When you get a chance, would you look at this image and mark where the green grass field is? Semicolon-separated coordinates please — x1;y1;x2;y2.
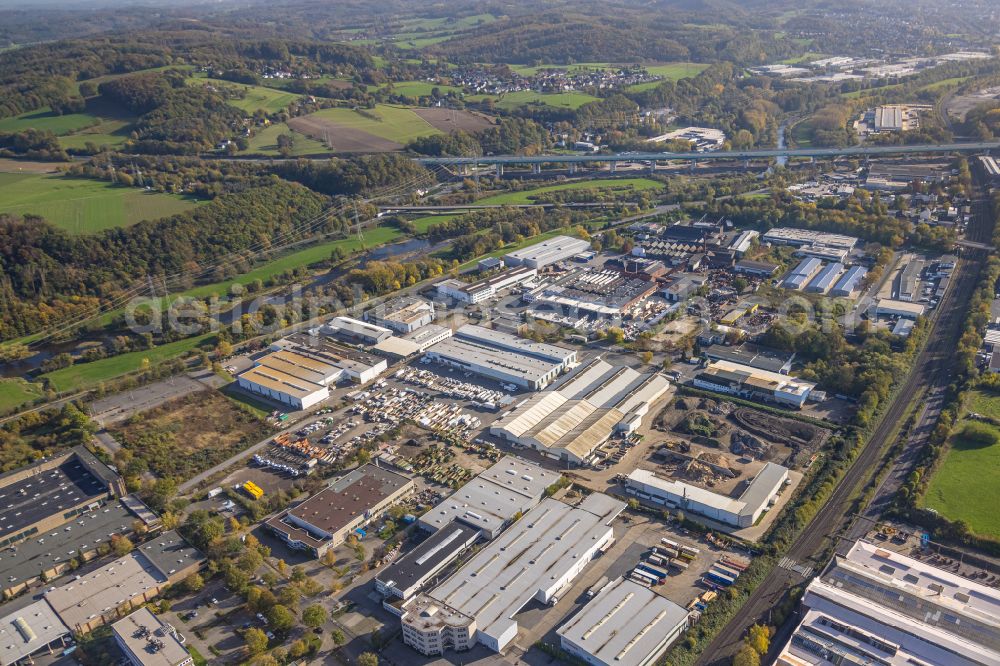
484;90;600;111
244;122;329;156
0;97;136;150
967;390;1000;420
0;173;200;233
41;333;216;393
0;378;43;414
0;107;103;135
921;420;1000;539
304;105;440;143
383;81;463;97
411;213;458;233
476;178;663;205
186;76;301;114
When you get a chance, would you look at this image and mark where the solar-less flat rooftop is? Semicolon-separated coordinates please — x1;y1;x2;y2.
0;501;135;589
0;600;69;665
112;607;190;666
0;459;109;542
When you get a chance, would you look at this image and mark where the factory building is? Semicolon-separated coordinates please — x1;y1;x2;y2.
400;494;625;655
113;607;192;666
321;316;394;346
625;463;788;528
805;261;844;294
875;298;926;320
0;446;125;552
435;266;538;304
898;260;923;302
558;577;691;666
0;601;72;666
662;274;708;302
266;465;414;558
375;522;481;603
366;296;435;334
733;260;778;277
776;539;1000;666
490;359;670;465
782;257;823;290
763;228;859;251
237;348;342;410
830;265;867;297
372;324;454;359
418;457;555;538
693;360;816;408
423;325;577;391
728;230;759;257
528;269;658;318
504;235;592;269
702;343;794;374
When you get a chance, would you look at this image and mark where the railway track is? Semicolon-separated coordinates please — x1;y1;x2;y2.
697;193;993;665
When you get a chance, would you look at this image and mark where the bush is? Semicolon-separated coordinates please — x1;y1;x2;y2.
959;421;999;447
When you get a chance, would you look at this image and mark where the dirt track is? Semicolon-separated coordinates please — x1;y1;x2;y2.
413;107;495;133
287;116;402;152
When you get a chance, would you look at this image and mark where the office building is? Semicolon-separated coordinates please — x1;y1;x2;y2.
558;577;691;666
694;360;816;408
418;457;555;538
266;465;414;558
776;539;1000;666
490;359;670;465
113;607;192;666
625;463;788;528
401;494;625;655
375;522;481;602
435;266;538;304
423;325;576;391
504;235;592;269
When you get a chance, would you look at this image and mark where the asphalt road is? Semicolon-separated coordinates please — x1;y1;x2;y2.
696;194;993;664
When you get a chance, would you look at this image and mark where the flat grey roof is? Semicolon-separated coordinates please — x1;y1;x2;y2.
558;577;689;666
456;325;575;364
0;501;135;589
702;343;793;374
137;530;202;581
376;522;480;594
419;457;556;533
505;235;591;265
426;337;561;384
0;600;69;665
112;607;189;666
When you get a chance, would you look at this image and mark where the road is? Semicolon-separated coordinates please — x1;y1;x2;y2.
696;195;993;664
412;141;1000;166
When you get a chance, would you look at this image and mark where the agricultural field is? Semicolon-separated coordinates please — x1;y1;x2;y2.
0;97;136;150
480;90;600;111
412;107;495;133
186;76;302;114
111;391;270;481
0;378;43;414
921;417;1000;540
40;333;215;393
0;173;200;234
476;177;663;205
382;80;463;97
244;122;329;156
288;104;441;151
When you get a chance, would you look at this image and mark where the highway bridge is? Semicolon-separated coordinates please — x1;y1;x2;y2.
414;141;1000;167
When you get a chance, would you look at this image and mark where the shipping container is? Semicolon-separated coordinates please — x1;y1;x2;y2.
631;569;658;585
706;569;736;586
668;558;689;571
720;557;749;572
654;546;679;559
636;563;669;580
647;554;667;567
714;564;742;579
628;572;653;587
680;545;701;556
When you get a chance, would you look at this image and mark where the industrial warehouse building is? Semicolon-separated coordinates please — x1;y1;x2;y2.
558;577;691;666
875;298;926;320
830;265;867;297
401;494;625;655
237;336;388;409
266;464;414;558
702;343;794;374
321;316;394;346
0;600;72;665
693;360;816;408
423;325;577;391
763;228;859;251
782;257;823;290
504;235;592;269
113;607;192;666
776;539;1000;666
490;359;671;465
526;268;659;319
435;266;537;304
805;261;844;293
375;522;481;603
0;446;125;552
366;296;435;334
418;457;555;538
625;463;788;528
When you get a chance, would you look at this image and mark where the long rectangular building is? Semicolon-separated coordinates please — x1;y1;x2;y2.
625;463;788;528
424;325;576;391
504;235;592;269
830;265;867;297
375;522;481;602
113;607;192;666
266;464;414;558
805;261;844;293
435;266;537;304
418;456;555;538
693;359;815;408
558;577;691;666
401;494;625;655
776;539;1000;666
490;359;671;465
763;228;859;251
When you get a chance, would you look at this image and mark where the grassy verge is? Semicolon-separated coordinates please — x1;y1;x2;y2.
0;378;44;414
